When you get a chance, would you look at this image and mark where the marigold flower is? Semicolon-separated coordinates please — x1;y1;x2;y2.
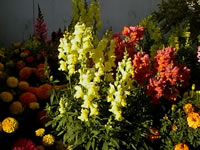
174;143;189;150
16;60;25;70
18;81;30;91
19;67;35;80
0;62;4;70
19;92;37;107
2;117;18;133
7;77;19;88
187;112;200;129
9;101;24;114
25;56;34;63
12;138;38;150
25;86;38;95
37;110;51;125
42;134;55;146
35;128;45;137
0;122;2;131
29;102;40;110
172;124;178;131
184;104;194;115
0;91;13;102
36;84;52;99
37;145;45;150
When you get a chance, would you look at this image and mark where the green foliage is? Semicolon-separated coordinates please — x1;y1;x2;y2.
46;82;153;149
160;90;200;149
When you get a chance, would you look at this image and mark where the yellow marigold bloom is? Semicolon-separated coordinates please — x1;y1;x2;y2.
9;101;24;114
0;122;2;131
174;143;189;150
184;104;194;114
35;128;45;137
7;77;18;88
18;81;29;90
29;102;40;110
37;145;45;150
172;124;178;131
2;117;18;133
0;63;4;70
42;134;55;146
0;91;13;102
187;112;200;129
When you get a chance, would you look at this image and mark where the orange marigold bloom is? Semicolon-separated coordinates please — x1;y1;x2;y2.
174;143;189;150
36;84;52;99
25;86;38;95
187;112;200;129
18;81;30;91
9;101;24;114
2;117;18;133
35;64;46;81
7;77;18;88
19;67;35;80
19;92;37;107
184;104;194;115
0;63;4;71
172;124;178;131
0;91;13;102
16;60;25;70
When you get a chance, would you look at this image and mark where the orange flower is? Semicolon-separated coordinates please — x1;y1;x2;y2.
35;64;46;81
184;104;194;114
18;81;30;91
0;91;13;102
25;86;38;95
0;63;4;70
16;60;25;70
187;112;200;129
9;101;24;114
172;124;178;131
174;143;189;150
36;84;52;99
19;67;35;80
19;92;37;107
7;77;18;88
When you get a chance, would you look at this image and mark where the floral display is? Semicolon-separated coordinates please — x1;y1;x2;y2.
1;0;200;149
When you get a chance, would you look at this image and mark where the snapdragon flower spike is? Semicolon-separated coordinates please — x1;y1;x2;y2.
147;47;190;104
34;5;48;41
112;26;145;63
132;51;152;85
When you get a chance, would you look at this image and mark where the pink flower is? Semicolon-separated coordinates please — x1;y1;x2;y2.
12;138;38;150
197;46;200;62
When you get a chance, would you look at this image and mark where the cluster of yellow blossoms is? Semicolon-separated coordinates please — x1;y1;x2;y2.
184;103;200;129
106;51;134;121
35;128;55;146
58;20;117;122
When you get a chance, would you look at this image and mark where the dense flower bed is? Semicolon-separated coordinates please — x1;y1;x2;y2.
1;0;200;149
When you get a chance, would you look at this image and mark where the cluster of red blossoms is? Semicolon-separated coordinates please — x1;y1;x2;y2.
112;26;190;104
132;52;151;85
147;47;190;104
112;26;144;63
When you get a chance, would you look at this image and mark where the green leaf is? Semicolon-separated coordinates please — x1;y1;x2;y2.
102;141;108;150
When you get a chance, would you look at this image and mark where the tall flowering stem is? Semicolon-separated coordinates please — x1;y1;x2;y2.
34;5;48;41
112;26;144;63
147;47;190;104
107;51;134;121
